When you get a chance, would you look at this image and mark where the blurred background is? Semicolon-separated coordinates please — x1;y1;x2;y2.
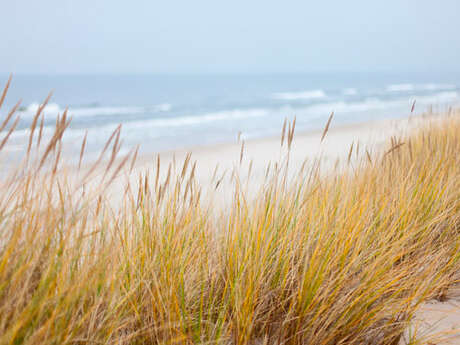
1;0;460;157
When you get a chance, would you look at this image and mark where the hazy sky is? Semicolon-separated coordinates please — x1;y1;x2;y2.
1;0;460;74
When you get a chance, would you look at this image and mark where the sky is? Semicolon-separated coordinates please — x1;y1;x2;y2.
1;0;460;75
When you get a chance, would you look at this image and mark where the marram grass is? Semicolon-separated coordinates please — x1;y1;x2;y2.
0;77;459;345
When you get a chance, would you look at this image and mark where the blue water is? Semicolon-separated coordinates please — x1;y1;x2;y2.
1;72;460;159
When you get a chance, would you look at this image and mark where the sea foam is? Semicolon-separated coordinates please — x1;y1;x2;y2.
24;102;62;115
272;90;326;101
386;84;415;92
122;108;269;130
386;83;457;93
343;88;358;96
19;103;172;118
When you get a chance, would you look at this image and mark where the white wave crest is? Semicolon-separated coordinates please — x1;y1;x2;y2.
415;91;459;104
39;108;269;142
25;102;62;115
343;88;357;96
10;126;56;139
386;84;415;92
123;108;269;130
10;92;458;152
153;103;172;112
305;99;387;115
387;83;457;93
299;91;459;115
71;106;145;117
10;108;268;141
272;90;326;101
420;84;456;91
19;103;172;117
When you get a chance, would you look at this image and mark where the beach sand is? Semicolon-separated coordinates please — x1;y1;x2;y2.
400;286;460;345
128;114;435;208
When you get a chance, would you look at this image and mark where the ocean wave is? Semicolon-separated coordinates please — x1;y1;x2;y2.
386;83;457;93
386;84;415;92
272;90;326;101
9;123;126;144
71;106;152;117
19;103;172;118
420;83;456;91
305;99;388;114
343;88;357;96
415;91;459;104
152;103;172;112
9;108;268;140
122;108;269;130
23;102;62;115
10;92;459;147
298;91;459;115
10;125;56;139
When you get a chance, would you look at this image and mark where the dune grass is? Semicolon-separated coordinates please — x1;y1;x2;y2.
0;77;459;344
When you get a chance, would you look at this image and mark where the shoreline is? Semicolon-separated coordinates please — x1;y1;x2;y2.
139;115;418;160
131;113;435;193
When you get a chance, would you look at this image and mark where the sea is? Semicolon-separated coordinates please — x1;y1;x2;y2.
1;72;460;162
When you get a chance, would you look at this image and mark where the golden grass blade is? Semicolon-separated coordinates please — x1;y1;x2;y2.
80;124;121;182
27;93;53;157
78;131;88;170
37;113;45;149
181;152;191;179
384;142;405;157
0;116;20;151
0;100;21;133
104;125;123;177
281;118;287;146
287;117;296;149
0;74;12;110
155;155;160;189
129;144;140;174
411;100;416;113
37;109;71;171
321;111;334;142
347;141;354;165
366;149;372;164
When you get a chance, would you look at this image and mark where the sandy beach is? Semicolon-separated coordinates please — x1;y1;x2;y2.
124;114;434;207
